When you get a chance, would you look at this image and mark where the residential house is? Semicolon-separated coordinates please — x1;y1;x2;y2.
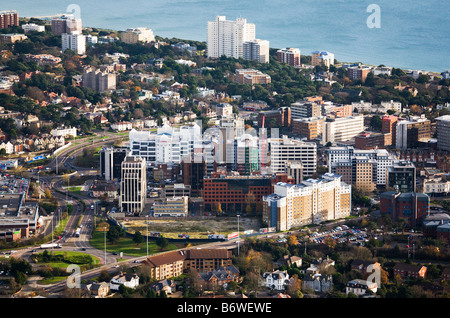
88;282;110;298
150;279;176;295
346;279;378;296
109;272;140;291
198;265;240;289
302;273;333;294
393;263;427;279
277;255;302;268
262;270;290;291
350;260;382;279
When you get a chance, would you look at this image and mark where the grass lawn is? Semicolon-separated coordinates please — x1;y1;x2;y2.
33;251;101;268
89;228;181;257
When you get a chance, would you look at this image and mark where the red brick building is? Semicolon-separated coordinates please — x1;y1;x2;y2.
355;132;391;150
380;191;430;227
203;175;274;214
393;263;427;279
382;115;398;145
0;10;18;29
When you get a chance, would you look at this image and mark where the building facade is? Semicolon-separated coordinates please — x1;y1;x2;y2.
119;156;147;215
263;173;352;231
243;39;270;63
207;15;255;59
277;48;301;67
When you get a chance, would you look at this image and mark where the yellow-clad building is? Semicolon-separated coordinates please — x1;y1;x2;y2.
263;173;351;231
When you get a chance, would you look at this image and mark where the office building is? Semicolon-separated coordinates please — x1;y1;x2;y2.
396;116;431;149
243;39;270;63
51;14;82;35
119;156;147;215
269;136;317;177
153;196;189;217
182;155;206;195
311;51;334;68
257;107;291;128
0;10;18;29
277;48;301;67
387;160;416;192
263;173;351;231
327;146;398;186
354;132;392;150
382;115;398;146
62;31;86;55
121;27;155;44
100;147;128;181
290;101;322;120
321;115;365;145
380;191;429;227
435;115;450;151
291;116;326;140
207;15;255;59
129;123;203;165
203;175;273;214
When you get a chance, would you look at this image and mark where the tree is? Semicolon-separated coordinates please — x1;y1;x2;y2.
45;188;52;199
133;231;144;245
155;237;169;251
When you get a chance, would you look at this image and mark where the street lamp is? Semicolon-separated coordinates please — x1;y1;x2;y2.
146;215;149;258
104;226;107;265
237;214;240;256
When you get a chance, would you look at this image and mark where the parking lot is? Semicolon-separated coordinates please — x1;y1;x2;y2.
308;225;369;246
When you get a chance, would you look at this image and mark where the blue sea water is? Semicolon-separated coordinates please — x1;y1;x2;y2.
8;0;450;72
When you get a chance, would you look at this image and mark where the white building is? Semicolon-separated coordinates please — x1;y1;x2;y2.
379;100;402;113
111;121;132;131
110;273;140;291
50;126;77;138
268;136;317;177
311;51;334;68
121;27;155;44
243;39;270;63
207;15;255;59
129;123;202;165
423;178;450;195
22;23;45;33
352;100;373;113
262;270;290;291
346;279;377;296
321;115;365;145
61;31;86;55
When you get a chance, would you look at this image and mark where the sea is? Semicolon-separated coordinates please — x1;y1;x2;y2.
8;0;450;72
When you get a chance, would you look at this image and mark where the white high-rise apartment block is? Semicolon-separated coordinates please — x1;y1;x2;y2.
243;39;270;63
321;115;365;145
62;31;86;55
269;136;317;177
120;156;147;214
207;15;256;59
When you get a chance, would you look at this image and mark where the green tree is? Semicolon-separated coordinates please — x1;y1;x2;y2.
155;237;169;251
133;231;144;245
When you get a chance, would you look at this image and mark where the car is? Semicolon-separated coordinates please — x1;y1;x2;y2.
133;260;140;263
113;265;119;268
81;248;86;251
112;252;118;255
